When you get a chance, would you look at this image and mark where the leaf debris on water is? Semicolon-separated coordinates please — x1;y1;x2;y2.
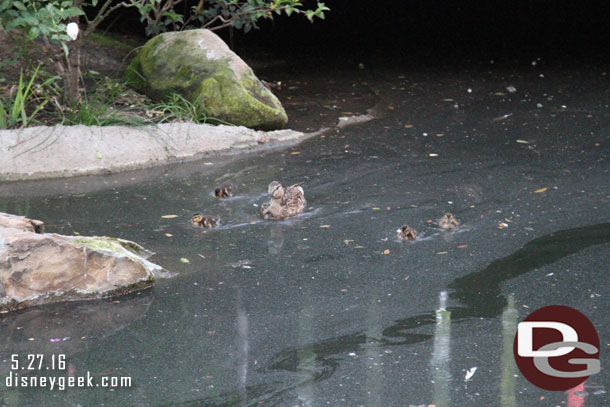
180;258;190;264
383;249;390;255
165;233;173;237
320;225;331;228
465;367;477;381
516;139;530;144
534;187;548;193
457;244;468;248
428;153;439;157
161;215;179;219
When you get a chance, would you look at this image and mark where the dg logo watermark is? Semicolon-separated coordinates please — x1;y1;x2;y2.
513;305;600;391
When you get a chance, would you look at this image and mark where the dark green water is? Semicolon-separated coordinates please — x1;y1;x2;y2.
0;61;609;406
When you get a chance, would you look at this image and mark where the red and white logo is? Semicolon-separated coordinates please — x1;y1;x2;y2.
513;305;600;391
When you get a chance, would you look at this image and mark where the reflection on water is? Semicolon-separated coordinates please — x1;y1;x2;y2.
235;289;249;406
364;297;382;407
568;383;586;407
296;288;315;407
500;295;517;407
0;292;152;376
239;223;610;405
430;291;451;407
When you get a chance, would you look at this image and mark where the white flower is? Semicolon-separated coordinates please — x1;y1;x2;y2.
66;22;79;41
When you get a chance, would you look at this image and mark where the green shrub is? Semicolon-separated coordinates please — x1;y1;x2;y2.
0;64;57;129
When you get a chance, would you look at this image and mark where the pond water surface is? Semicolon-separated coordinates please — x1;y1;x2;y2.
0;60;608;406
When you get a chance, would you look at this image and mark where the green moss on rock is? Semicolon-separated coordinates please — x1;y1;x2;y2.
124;29;288;130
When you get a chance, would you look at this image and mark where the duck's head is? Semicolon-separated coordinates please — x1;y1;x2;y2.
440;213;458;228
268;181;284;199
192;213;204;224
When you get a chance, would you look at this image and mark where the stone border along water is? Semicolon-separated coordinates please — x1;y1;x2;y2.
0;115;373;182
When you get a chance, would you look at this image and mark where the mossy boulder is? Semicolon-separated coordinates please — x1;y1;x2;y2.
125;29;288;130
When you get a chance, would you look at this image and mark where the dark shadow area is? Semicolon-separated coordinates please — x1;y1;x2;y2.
102;0;610;66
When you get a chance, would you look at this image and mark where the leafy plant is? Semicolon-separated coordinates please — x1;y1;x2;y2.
61;77;150;126
0;0;329;114
137;0;330;36
150;93;210;124
0;64;56;129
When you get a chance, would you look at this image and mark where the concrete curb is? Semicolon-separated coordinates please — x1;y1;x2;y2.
0;123;316;181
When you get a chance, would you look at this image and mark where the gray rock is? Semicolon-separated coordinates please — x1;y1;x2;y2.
0;213;166;312
126;29;288;130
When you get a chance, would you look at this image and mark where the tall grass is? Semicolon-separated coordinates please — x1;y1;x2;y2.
0;64;56;129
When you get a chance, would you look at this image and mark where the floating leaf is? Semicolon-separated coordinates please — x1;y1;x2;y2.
165;233;173;237
354;245;365;249
180;258;190;264
516;139;530;144
290;151;301;155
534;187;548;193
404;124;414;128
161;214;179;219
95;152;102;159
457;244;468;248
383;249;390;255
319;225;331;228
429;153;439;157
372;207;381;211
437;251;449;255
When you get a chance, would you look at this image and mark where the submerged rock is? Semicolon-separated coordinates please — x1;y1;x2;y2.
0;213;166;312
125;29;288;130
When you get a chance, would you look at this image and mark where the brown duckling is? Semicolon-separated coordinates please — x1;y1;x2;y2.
397;224;417;240
260;181;306;220
191;213;220;228
439;213;459;229
213;185;233;198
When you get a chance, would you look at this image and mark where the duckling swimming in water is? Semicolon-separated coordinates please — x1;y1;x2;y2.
260;181;306;220
397;224;417;240
439;213;459;229
213;185;233;199
191;213;220;228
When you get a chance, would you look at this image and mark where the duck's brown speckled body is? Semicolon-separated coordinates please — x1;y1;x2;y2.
213;185;233;199
439;213;459;229
260;181;306;220
397;224;417;240
192;213;220;228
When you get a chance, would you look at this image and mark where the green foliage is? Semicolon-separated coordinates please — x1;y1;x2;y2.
0;0;83;42
137;0;330;36
150;93;211;124
0;64;57;129
0;0;329;125
61;77;150;126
